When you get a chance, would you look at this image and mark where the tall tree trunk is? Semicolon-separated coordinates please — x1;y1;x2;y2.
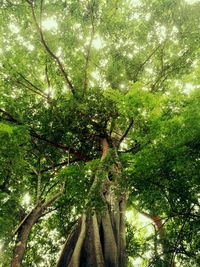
57;138;127;267
10;204;43;267
10;189;63;267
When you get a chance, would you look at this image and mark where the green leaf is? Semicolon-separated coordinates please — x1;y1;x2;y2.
0;123;13;133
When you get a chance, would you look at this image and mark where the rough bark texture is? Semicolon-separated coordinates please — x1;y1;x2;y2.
56;138;126;267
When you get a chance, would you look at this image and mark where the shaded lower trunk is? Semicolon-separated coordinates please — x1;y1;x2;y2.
57;195;126;267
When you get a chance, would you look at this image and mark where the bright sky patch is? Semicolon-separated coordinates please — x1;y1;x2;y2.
42;17;58;31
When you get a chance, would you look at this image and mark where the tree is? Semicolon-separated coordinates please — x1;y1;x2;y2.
0;0;200;266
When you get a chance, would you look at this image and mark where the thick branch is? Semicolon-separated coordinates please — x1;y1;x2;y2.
13;209;36;236
101;138;109;160
45;62;51;88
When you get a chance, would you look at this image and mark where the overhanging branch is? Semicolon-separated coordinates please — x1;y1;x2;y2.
4;63;49;100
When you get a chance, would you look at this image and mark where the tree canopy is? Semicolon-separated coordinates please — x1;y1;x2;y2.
0;0;200;266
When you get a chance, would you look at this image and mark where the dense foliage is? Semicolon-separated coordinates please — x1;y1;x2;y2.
0;0;200;266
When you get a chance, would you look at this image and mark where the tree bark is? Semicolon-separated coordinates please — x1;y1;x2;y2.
92;213;105;267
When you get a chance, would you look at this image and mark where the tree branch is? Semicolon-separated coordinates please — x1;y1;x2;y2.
27;0;75;94
40;159;79;174
132;204;164;233
118;119;134;145
16;71;46;96
4;63;49;99
15;79;48;99
151;49;190;92
134;43;162;81
45;62;51;88
0;108;87;161
30;130;87;161
42;185;64;209
0;108;21;124
83;2;95;93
